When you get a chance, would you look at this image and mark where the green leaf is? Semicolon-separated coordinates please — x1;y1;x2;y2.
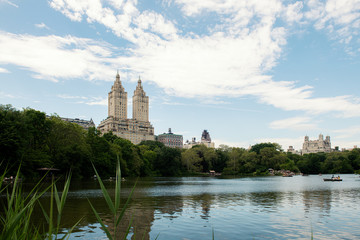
122;217;133;240
92;163;115;214
116;180;137;226
114;156;121;211
88;199;113;240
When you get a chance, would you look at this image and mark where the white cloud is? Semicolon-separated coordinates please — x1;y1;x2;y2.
35;23;50;29
57;94;88;100
0;91;16;98
49;0;177;44
0;67;9;73
283;1;304;24
0;32;117;82
270;117;318;130
305;0;360;48
123;25;287;98
84;97;107;106
57;94;107;106
1;0;359;122
333;125;360;139
172;0;283;18
0;0;18;8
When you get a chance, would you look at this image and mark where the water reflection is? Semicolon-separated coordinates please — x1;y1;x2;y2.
3;174;360;239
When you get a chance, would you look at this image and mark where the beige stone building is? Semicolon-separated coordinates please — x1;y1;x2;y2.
183;130;215;149
302;134;331;154
97;72;155;144
287;146;301;155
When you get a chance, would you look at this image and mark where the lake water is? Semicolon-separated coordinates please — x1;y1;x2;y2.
24;174;360;239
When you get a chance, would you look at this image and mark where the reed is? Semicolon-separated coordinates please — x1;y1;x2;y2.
1;158;139;240
39;172;82;240
88;156;136;240
1;167;43;240
0;167;78;240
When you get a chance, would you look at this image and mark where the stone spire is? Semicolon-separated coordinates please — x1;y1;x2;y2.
136;76;143;89
113;70;122;88
133;76;149;122
108;71;127;120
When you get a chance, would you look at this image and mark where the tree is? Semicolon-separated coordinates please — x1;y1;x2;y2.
47;116;92;178
86;127;116;177
227;147;245;173
182;148;202;172
348;149;360;171
154;147;182;176
0;105;23;174
250;142;282;154
240;151;258;173
214;148;229;173
19;108;52;177
298;153;325;174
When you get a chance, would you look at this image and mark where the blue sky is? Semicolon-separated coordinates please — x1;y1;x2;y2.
1;0;360;150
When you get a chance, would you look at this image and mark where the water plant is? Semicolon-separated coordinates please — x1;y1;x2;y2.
39;172;81;239
0;166;78;240
88;156;136;240
0;167;44;240
1;158;140;240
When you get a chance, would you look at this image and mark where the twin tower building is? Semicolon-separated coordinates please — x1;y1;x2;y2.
97;72;155;144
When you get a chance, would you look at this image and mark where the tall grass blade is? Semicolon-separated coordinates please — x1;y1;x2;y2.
88;199;113;240
64;218;83;240
0;165;7;193
38;201;50;225
91;163;115;214
53;172;72;238
115;156;121;211
123;218;133;240
89;158;137;240
7;167;21;214
47;183;54;239
1;174;42;240
116;180;137;226
0;166;77;240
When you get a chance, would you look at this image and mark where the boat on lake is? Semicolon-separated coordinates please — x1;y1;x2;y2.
323;176;342;181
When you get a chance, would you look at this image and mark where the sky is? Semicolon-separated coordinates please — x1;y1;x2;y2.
1;0;360;151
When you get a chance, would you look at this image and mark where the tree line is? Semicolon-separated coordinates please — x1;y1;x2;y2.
1;105;360;179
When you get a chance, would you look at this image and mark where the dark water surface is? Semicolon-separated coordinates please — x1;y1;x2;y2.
20;175;360;239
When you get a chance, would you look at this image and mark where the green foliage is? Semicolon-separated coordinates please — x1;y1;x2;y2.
0;162;139;239
250;142;282;154
154;147;183;176
1;104;359;178
0;167;78;240
298;153;325;174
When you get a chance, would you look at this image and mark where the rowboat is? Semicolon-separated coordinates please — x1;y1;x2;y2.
323;177;342;181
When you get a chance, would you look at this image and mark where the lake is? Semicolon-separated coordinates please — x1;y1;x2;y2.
23;174;360;239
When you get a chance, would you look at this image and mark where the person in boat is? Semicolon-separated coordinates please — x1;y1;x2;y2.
332;175;335;179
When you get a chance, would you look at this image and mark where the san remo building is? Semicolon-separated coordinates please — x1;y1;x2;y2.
97;72;155;144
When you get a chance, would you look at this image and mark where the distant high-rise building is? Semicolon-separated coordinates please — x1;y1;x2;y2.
97;72;155;144
287;146;301;155
184;130;215;149
158;128;183;148
59;117;95;130
302;134;331;154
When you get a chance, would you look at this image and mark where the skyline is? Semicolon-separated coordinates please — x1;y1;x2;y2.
1;0;360;150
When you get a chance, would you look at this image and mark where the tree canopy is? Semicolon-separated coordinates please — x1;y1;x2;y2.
1;105;359;178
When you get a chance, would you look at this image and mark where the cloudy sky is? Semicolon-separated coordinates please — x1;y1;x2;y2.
1;0;360;150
